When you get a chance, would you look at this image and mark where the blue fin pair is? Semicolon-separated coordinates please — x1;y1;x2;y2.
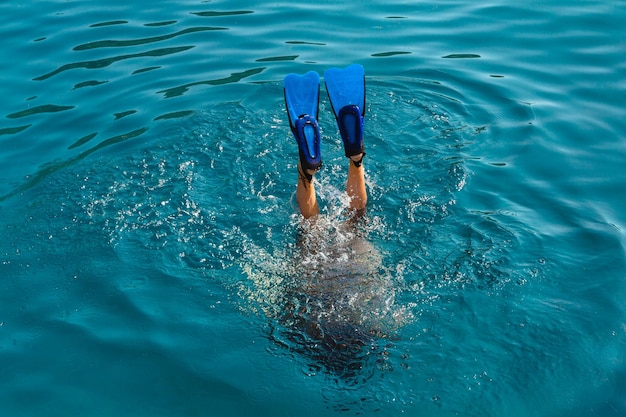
284;64;365;173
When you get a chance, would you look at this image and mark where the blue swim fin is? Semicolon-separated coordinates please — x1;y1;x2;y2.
324;64;366;159
284;71;322;172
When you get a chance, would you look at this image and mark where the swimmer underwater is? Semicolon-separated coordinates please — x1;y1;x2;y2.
282;65;400;378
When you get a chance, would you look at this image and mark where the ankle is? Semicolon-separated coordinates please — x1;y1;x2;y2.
349;153;365;167
298;163;315;183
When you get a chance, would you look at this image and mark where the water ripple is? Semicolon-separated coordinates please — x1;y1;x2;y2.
131;66;160;75
256;55;298;62
73;80;108;90
68;132;98;150
73;26;226;51
7;104;74;119
190;10;254;17
371;51;412;57
0;127;148;201
90;20;128;28
144;21;177;27
114;110;136;120
153;110;195;121
442;53;481;59
33;46;194;81
285;41;326;46
156;67;266;98
0;125;30;135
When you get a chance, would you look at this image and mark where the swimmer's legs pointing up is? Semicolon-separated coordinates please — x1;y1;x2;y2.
296;150;366;218
285;64;367;218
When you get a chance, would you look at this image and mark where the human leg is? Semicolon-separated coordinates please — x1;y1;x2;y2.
297;162;319;218
346;154;367;211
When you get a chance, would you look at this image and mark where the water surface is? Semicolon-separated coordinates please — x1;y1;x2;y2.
1;1;625;416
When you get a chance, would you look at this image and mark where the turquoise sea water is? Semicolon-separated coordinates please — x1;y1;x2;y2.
1;0;625;416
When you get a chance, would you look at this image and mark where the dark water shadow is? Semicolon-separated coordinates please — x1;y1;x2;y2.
33;46;194;81
73;26;226;51
157;67;266;98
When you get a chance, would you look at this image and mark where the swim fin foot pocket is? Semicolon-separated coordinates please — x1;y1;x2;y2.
324;64;366;164
337;104;365;159
284;71;323;174
293;114;322;173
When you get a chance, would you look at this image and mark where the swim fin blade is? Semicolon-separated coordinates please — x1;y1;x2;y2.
324;64;365;158
284;71;322;172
